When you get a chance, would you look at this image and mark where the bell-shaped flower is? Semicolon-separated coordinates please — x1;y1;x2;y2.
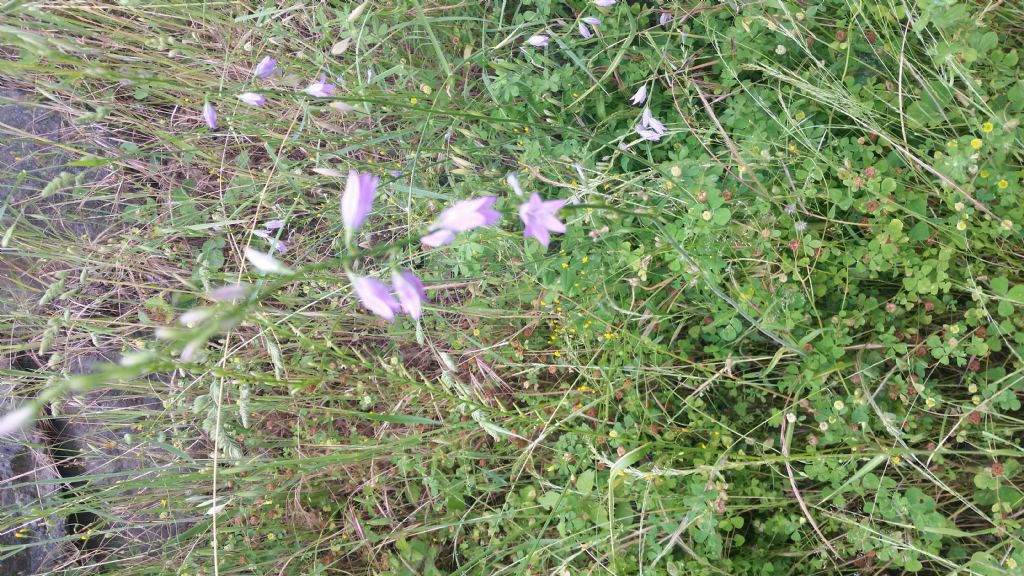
519;193;567;247
636;107;667;141
244;247;291;274
420;197;500;247
436;197;501;232
351;275;399;321
202;102;217;129
526;34;549;47
254;56;277;80
305;73;337;97
507;173;523;197
392;270;427;320
420;229;456;248
579;22;593;39
238;92;266;106
341;170;378;237
630;85;648;106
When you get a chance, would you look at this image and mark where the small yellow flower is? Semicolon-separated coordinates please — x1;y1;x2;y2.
833;400;845;411
972;395;981;405
581;256;589;264
795;111;806;121
409;97;418;104
980;170;990;178
949;324;960;335
998;179;1009;189
553;351;561;358
562;262;569;269
671;166;682;177
968;384;978;394
701;210;713;221
738;165;746;173
523;126;530;133
472;328;480;337
420;84;432;95
970;138;983;150
1001;219;1014;231
956;220;967;231
1006;558;1017;570
603;332;613;340
982;122;993;133
954;202;965;211
925;397;937;408
891;455;901;464
609;430;619;438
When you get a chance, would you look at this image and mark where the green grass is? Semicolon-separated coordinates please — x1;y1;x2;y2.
1;0;1023;574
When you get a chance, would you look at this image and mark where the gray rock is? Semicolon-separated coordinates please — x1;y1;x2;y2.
1;377;68;576
0;88;110;239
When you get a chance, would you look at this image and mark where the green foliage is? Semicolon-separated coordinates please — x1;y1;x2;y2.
2;0;1023;575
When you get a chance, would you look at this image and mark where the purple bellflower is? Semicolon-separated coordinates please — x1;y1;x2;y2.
202;102;216;129
351;275;399;321
519;192;567;247
392;270;427;320
421;196;501;247
636;107;667;141
342;170;378;239
238;92;266;106
254;56;277;80
630;85;648;106
305;73;337;97
526;34;549;47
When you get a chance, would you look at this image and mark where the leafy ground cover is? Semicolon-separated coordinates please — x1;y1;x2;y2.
1;0;1023;574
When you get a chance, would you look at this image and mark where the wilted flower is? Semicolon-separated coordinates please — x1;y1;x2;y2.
526;34;549;47
341;170;379;238
507;173;523;197
421;196;501;247
519;192;567;247
659;12;673;26
392;270;427;319
594;0;616;6
630;85;648;106
237;92;266;106
254;56;277;80
202;102;217;129
351;275;399;321
784;203;797;215
794;220;807;233
305;73;337;97
578;22;593;39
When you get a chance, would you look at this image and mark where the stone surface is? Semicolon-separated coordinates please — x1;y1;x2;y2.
0;88;110;239
1;355;68;576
